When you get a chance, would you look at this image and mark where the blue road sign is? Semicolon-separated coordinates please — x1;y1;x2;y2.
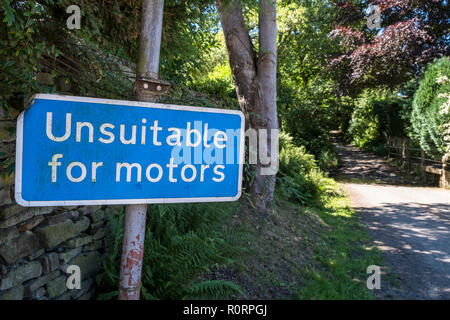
15;94;244;206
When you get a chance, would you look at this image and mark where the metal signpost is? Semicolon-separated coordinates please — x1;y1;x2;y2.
121;0;164;300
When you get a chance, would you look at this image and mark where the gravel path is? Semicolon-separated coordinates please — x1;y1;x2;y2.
337;144;450;299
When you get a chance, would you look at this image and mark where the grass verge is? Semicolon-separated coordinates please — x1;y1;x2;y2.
204;182;382;300
297;186;381;299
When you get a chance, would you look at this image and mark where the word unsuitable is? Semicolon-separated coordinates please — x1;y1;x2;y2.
46;112;227;184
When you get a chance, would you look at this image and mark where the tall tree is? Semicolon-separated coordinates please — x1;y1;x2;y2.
216;0;278;210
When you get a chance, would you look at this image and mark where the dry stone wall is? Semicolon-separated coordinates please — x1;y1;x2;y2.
0;202;113;300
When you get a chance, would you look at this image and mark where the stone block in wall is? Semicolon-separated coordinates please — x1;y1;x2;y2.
26;206;55;217
77;288;94;300
89;210;105;224
0;261;42;291
0;264;7;277
13;261;42;286
46;275;67;299
56;278;92;300
0;204;26;221
0;209;34;229
90;220;105;232
56;206;78;211
30;287;46;299
0;187;12;206
0;285;24;300
34;220;73;249
0;231;40;264
0;226;19;246
70;278;94;300
72;216;90;234
26;248;45;261
34;216;90;249
59;247;82;265
23;270;60;298
92;227;106;241
65;234;92;249
83;240;103;252
65;251;101;280
78;206;102;217
55;291;71;300
0;206;54;229
43;211;78;226
41;252;60;274
0;276;13;291
18;216;45;232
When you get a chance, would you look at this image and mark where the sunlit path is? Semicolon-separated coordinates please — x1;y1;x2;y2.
337;143;450;299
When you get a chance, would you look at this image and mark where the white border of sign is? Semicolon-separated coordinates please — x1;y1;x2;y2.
15;94;245;207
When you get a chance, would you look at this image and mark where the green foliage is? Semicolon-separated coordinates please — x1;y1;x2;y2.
276;1;341;170
0;1;60;115
97;202;245;300
278;79;339;168
191;58;235;97
276;132;335;205
95;207;124;296
347;88;412;152
298;195;381;300
410;57;450;159
43;0;219;84
0;0;220;113
159;1;219;84
184;280;246;299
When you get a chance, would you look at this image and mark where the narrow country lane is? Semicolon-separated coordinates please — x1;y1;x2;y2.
336;144;450;299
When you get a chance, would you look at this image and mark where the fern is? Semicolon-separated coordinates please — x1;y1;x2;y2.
96;202;246;300
184;280;246;299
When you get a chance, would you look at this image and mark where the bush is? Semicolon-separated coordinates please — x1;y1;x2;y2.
410;57;450;159
276;132;335;204
347;89;410;151
191;63;235;97
96;202;245;300
278;80;339;170
317;145;339;171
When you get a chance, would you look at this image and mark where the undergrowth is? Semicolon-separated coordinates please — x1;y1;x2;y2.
96;202;246;300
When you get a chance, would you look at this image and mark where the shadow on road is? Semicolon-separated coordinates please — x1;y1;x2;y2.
353;201;450;299
335;138;450;299
334;143;431;186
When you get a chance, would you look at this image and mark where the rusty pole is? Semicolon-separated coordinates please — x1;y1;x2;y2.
118;0;165;300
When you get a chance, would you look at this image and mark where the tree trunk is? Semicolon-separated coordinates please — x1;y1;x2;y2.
216;0;278;210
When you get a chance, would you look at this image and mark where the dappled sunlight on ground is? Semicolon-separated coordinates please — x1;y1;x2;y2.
343;183;450;299
336;141;450;299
